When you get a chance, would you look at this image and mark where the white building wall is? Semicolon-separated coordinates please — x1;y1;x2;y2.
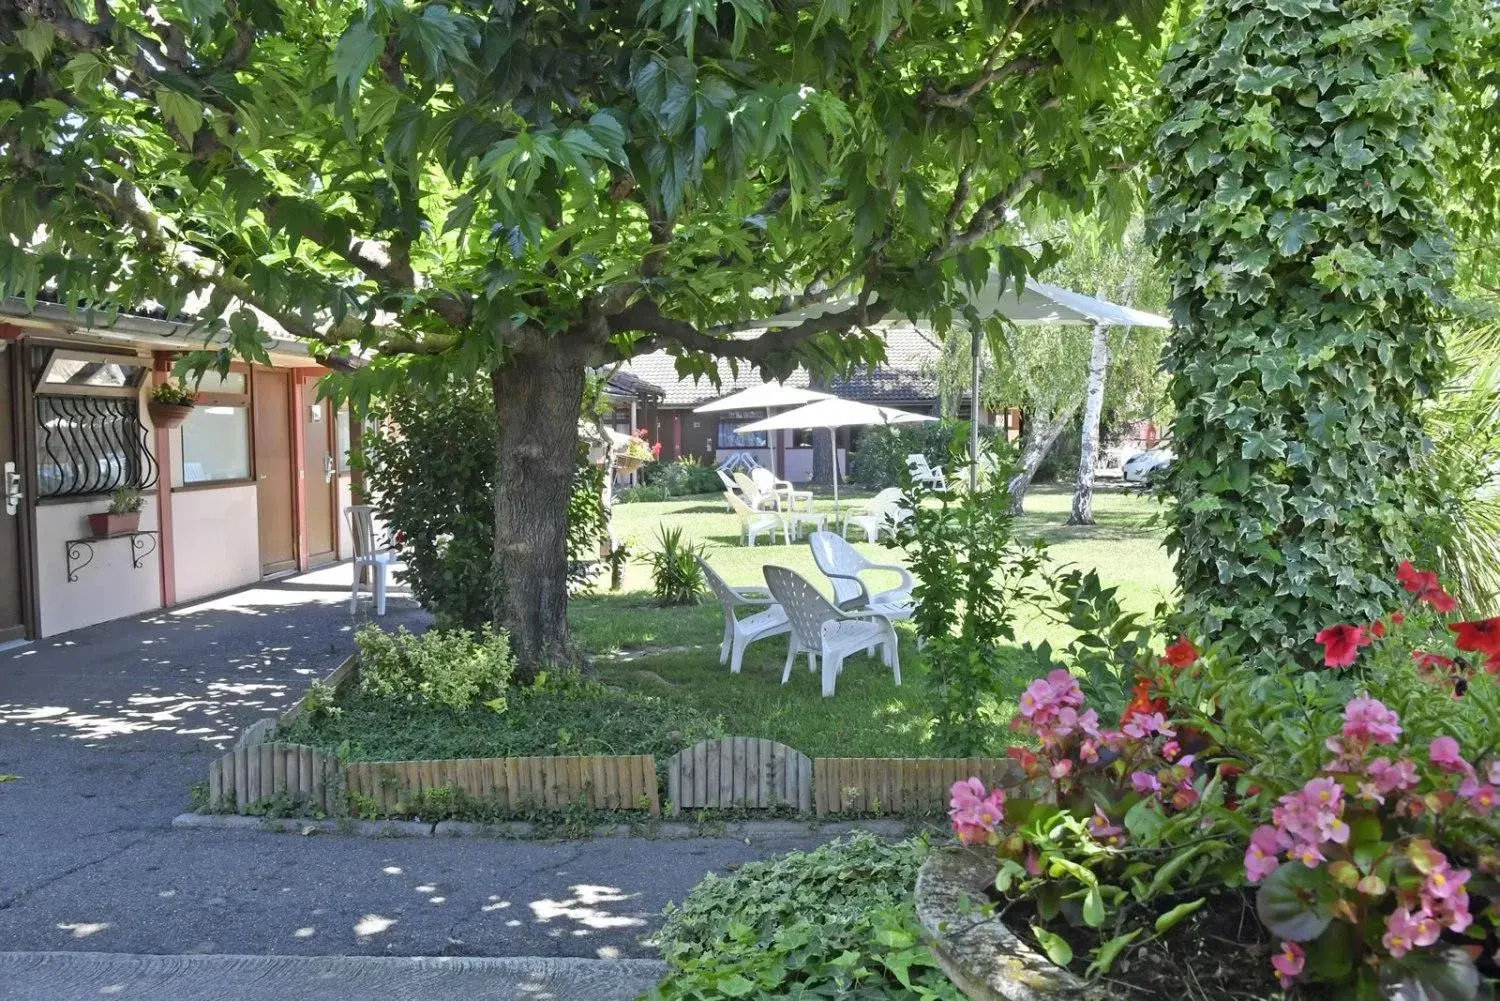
171;484;260;603
34;496;162;637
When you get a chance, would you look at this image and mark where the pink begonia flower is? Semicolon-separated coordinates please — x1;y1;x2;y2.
1086;807;1123;843
1122;712;1175;740
1131;771;1161;795
1244;826;1286;883
1383;908;1441;958
1049;758;1073;780
1368;757;1419;795
1429;736;1475;778
949;777;985;813
1271;942;1304;988
1161;740;1181;761
1423;864;1470;902
1343;696;1403;746
1468;785;1497;815
1293;842;1327;868
1356;780;1385;804
948;779;1005;846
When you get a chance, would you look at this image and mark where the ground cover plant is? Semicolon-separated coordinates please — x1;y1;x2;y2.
648;834;964;1001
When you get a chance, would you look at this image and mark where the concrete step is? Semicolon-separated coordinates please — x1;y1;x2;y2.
0;951;666;1001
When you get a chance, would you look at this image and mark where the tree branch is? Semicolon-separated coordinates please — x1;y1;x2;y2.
919;54;1056;109
604;296;891;364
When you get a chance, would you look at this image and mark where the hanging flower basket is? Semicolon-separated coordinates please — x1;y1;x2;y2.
147;401;196;429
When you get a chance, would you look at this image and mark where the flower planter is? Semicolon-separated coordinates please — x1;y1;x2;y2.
616;456;646;475
147;401;195;429
88;511;141;538
914;847;1114;1001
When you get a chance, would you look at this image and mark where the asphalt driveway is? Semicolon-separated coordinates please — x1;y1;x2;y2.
0;567;818;962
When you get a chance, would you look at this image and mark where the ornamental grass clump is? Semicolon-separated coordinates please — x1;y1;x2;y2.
947;560;1499;999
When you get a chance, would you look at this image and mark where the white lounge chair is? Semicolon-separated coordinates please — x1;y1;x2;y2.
763;565;900;697
716;467;742;510
808;531;915;624
841;487;908;543
906;453;947;491
726;491;786;546
699;557;790;674
733;471;779;512
346;504;396;616
750;467;814;512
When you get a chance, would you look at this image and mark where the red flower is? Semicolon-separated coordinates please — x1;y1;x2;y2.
1315;624;1372;668
1391;612;1406;625
1412;650;1457;674
651;442;663;457
1396;561;1458;613
1162;636;1199;669
1485;654;1500;676
1121;678;1169;724
1449;617;1500;657
1371;620;1386;638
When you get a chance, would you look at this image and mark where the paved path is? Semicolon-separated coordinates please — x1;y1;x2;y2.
0;953;666;1001
0;568;820;986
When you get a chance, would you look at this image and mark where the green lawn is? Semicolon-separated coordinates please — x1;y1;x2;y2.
570;483;1175;757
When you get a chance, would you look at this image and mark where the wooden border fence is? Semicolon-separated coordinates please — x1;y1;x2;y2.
812;757;1022;817
345;755;660;817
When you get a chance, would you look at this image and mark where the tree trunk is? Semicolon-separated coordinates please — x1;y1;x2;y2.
491;348;588;679
1007;399;1082;516
1069;323;1110;526
809;371;835;486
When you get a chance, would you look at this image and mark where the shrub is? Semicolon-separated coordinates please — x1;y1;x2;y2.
649;834;964;1001
355;625;513;711
359;379;609;629
284;671;723;762
850;420;963;488
642;526;706;606
617;483;669;503
891;435;1046;754
641;457;722;497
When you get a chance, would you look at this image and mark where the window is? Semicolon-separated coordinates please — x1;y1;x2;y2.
335;407;352;472
716;410;768;449
31;347;155;498
792;429;816;448
179;370;251;485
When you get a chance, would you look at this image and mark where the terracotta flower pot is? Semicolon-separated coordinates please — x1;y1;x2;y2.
147;401;195;429
88;511;141;538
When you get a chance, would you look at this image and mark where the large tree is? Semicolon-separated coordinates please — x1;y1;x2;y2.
1;0;1164;673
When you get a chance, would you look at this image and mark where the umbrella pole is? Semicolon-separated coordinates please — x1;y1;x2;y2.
970;324;982;492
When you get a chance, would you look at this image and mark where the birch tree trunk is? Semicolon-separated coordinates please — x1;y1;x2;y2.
1007;398;1082;515
1069;323;1111;525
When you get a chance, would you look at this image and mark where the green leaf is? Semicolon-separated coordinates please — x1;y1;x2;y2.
1029;926;1073;967
17;18;54;65
1082;886;1105;928
158;90;204;139
333;21;383;99
1085;930;1141;978
1382;949;1482;1001
1153;897;1205;934
713;973;756;998
1256;862;1335;942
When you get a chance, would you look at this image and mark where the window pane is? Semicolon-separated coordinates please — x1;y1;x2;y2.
45;357;144;388
193;370;246;394
334;408;351;472
716;410;768;449
181;406;251;483
35;396;155;497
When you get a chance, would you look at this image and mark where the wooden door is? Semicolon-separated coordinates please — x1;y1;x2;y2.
0;348;28;642
301;379;337;567
252;369;297;575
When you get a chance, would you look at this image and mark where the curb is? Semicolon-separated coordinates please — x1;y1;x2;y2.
172;812;925;841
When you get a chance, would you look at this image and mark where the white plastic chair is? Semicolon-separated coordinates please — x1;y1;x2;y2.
699;557;790;674
733;471;779;512
751;466;813;512
841;487;907;542
726;491;787;546
906;453;947;490
763;565;900;697
716;467;742;509
808;531;915;624
346;504;396;616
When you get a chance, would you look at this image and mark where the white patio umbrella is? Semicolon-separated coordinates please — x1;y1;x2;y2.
761;273;1171;489
736;398;935;512
693;384;834;478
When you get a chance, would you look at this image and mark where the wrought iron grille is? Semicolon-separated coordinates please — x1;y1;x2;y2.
35;395;158;498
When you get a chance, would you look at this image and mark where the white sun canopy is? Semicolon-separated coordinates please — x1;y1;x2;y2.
737;399;935;510
692;384;832;413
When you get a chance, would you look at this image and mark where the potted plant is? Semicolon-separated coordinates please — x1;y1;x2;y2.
89;488;144;537
616;427;659;474
147;380;198;429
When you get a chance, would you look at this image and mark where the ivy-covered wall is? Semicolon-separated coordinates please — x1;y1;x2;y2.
1149;0;1457;659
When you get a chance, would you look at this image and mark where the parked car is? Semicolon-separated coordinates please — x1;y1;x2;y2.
1123;448;1174;483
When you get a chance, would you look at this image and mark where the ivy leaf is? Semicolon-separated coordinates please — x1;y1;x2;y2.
1029;926;1073;967
713;973;756;997
1256;862;1335;942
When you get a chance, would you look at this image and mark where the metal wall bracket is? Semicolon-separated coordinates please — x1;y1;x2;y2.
64;531;159;582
